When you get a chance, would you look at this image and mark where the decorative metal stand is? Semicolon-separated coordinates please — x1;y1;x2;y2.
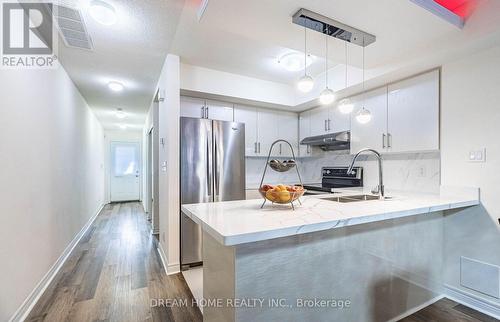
259;140;304;210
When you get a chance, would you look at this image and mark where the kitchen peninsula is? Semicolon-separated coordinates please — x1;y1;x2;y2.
181;187;479;322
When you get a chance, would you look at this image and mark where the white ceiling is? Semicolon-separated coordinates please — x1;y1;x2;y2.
57;0;185;130
58;0;500;129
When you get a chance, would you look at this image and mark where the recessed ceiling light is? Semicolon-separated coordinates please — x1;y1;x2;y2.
108;81;124;92
277;52;313;72
116;108;126;119
89;0;117;26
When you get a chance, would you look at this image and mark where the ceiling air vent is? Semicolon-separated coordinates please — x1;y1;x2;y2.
51;4;93;50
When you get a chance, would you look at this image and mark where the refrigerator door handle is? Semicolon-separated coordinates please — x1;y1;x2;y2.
206;133;213;199
213;131;220;202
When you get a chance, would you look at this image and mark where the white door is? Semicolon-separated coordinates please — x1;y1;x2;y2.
277;111;299;158
387;70;439;153
309;105;329;137
206;99;234;121
180;96;205;119
234;105;258;156
350;87;388;154
110;142;141;202
257;108;279;156
299;110;312;157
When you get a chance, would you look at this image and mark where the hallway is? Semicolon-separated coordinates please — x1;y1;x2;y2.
26;203;202;322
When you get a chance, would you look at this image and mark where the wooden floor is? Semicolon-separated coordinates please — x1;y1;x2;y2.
401;298;499;322
27;202;202;322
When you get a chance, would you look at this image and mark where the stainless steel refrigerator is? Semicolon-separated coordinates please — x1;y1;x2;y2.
180;117;246;267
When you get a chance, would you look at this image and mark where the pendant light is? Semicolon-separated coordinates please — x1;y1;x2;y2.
338;41;354;114
356;37;372;124
319;34;335;105
297;26;314;93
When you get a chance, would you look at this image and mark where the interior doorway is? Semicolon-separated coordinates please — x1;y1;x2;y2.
110;141;141;202
146;128;154;223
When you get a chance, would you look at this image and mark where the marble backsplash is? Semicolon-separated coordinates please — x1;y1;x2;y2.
246;149;441;193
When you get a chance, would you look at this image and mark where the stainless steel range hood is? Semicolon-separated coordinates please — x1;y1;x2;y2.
300;131;350;151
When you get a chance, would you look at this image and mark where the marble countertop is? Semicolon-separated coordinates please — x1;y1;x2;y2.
181;186;480;246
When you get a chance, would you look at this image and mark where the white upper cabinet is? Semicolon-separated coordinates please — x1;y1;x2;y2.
234;105;258;157
309;105;330;137
350;69;440;154
387;70;439;153
330;102;351;133
350;87;388;154
277;111;299;158
205;99;234;121
257;108;280;157
180;97;234;121
299;110;312;157
180;96;205;119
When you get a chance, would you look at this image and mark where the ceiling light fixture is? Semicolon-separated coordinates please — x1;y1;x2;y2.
115;108;126;119
338;42;354;114
278;52;312;72
319;34;335;105
108;81;124;92
297;26;314;93
356;37;372;124
89;0;117;26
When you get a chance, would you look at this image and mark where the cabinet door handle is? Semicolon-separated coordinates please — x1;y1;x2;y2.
258;142;261;153
324;120;328;132
205;106;209;119
388;133;392;148
279;144;282;155
382;133;386;148
254;142;258;154
201;106;205;118
307;145;311;154
328;119;331;131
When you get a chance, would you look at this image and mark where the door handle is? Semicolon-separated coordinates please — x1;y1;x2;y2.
258;142;261;154
201;106;205;118
324;120;328;132
382;133;386;148
205;106;209;119
307;145;311;154
328;119;331;131
254;142;258;154
279;144;282;155
388;133;392;148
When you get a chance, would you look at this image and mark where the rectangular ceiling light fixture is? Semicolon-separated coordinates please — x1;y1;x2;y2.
292;8;376;47
410;0;466;28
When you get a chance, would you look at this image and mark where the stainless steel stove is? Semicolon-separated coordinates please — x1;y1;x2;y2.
302;167;363;195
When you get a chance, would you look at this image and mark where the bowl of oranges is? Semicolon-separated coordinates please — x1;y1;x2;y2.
259;184;305;205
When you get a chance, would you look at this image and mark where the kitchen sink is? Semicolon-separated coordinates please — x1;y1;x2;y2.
323;194;381;203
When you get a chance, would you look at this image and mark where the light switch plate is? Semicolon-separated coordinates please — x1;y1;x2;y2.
468;148;486;162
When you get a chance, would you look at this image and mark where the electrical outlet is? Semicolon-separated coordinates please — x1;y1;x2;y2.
468;148;486;162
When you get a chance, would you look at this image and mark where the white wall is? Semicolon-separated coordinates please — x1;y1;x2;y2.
440;45;500;308
104;130;143;203
157;55;181;274
0;66;105;321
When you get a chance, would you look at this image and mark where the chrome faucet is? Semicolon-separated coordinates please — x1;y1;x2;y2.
347;149;385;200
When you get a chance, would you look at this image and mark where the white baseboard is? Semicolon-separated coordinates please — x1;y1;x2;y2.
445;284;500;319
9;203;105;322
388;295;444;322
157;243;180;275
